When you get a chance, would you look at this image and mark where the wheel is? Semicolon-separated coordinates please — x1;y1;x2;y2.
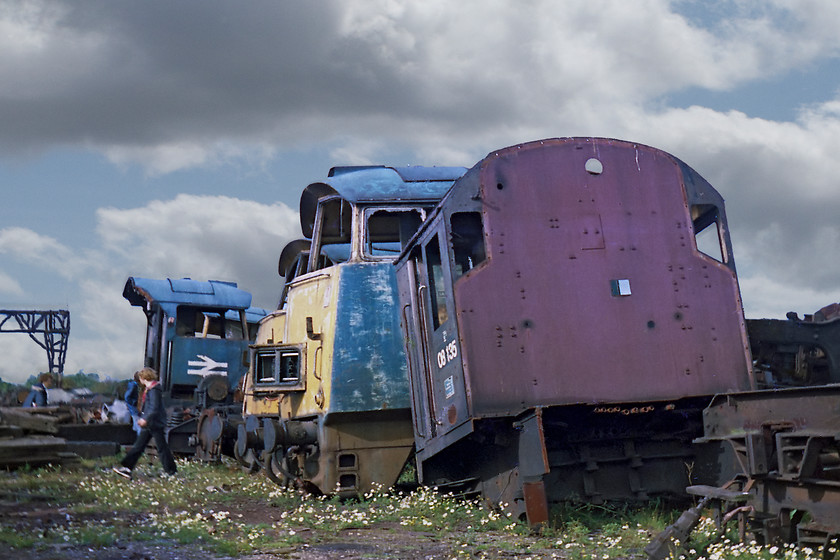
263;449;294;487
195;409;225;461
234;421;263;472
234;445;262;473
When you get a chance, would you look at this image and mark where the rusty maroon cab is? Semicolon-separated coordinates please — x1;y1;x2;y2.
394;138;755;524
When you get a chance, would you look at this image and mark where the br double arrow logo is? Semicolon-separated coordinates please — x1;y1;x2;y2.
187;354;229;377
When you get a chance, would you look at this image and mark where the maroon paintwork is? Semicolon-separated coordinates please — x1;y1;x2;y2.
454;138;753;415
396;138;756;519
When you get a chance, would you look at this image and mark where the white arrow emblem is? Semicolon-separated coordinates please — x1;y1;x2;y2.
187;354;229;377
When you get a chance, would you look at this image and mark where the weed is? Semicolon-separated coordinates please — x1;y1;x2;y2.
0;458;836;559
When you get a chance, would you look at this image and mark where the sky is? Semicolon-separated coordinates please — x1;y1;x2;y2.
2;0;840;384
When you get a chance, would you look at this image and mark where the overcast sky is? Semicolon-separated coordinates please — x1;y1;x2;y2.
2;0;840;384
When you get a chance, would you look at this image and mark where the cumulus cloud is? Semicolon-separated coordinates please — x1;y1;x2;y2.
3;0;840;381
3;0;840;167
738;273;839;321
621;101;840;307
0;271;24;297
0;336;48;387
0;227;78;278
96;194;299;306
0;195;298;383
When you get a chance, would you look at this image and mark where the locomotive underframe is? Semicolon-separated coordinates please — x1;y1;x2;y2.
417;398;718;525
648;386;840;557
236;410;415;496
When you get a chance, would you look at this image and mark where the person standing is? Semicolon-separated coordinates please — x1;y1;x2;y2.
22;373;53;407
124;371;142;434
112;367;177;478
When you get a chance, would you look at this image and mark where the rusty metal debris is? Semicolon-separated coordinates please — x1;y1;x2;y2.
647;385;840;556
748;302;840;387
0;405;133;468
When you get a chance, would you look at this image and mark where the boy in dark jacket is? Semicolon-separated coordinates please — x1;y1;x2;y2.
113;367;177;478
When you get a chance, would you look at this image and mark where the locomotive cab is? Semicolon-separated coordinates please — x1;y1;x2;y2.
395;138;754;524
123;277;267;456
239;165;466;495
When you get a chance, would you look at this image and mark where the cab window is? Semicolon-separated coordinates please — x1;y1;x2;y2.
691;204;727;263
425;234;449;330
254;347;304;390
364;207;425;258
451;212;486;279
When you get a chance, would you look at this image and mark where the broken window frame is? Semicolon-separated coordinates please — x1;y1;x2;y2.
450;211;487;280
362;206;428;260
308;195;352;273
252;345;306;391
174;306;222;339
691;204;728;264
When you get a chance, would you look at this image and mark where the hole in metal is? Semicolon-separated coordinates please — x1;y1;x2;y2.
585;158;603;175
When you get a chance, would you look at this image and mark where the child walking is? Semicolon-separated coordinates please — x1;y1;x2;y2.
113;367;177;478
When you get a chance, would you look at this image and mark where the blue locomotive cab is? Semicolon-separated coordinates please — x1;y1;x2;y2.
124;276;267;455
239;165;466;495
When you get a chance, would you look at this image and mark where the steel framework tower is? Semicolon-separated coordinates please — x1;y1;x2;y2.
0;310;70;380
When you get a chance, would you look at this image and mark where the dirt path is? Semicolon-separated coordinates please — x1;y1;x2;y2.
2;494;571;560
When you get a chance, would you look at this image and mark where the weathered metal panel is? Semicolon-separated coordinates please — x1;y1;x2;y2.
300;166;465;238
324;166;465;203
330;262;411;413
168;337;245;389
277;270;336;417
699;386;840;440
123;277;254;316
448;138;752;415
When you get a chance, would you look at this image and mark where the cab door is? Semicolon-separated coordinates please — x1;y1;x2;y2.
412;228;469;439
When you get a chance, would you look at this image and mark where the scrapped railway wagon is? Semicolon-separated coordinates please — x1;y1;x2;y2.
237;165;466;496
646;386;840;558
124;277;267;458
748;303;840;388
395;137;756;525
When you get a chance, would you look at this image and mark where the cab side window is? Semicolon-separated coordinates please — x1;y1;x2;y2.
451;212;486;279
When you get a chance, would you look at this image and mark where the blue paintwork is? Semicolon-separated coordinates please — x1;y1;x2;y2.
124;276;268;398
123;277;254;318
169;337;247;388
328;165;467;187
316;166;461;202
300;166;466;238
226;307;268;324
329;262;410;413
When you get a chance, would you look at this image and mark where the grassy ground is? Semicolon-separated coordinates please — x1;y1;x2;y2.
0;456;831;559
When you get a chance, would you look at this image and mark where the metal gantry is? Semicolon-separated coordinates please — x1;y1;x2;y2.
0;310;70;379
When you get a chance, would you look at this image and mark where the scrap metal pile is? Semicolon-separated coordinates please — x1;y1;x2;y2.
0;402;134;468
